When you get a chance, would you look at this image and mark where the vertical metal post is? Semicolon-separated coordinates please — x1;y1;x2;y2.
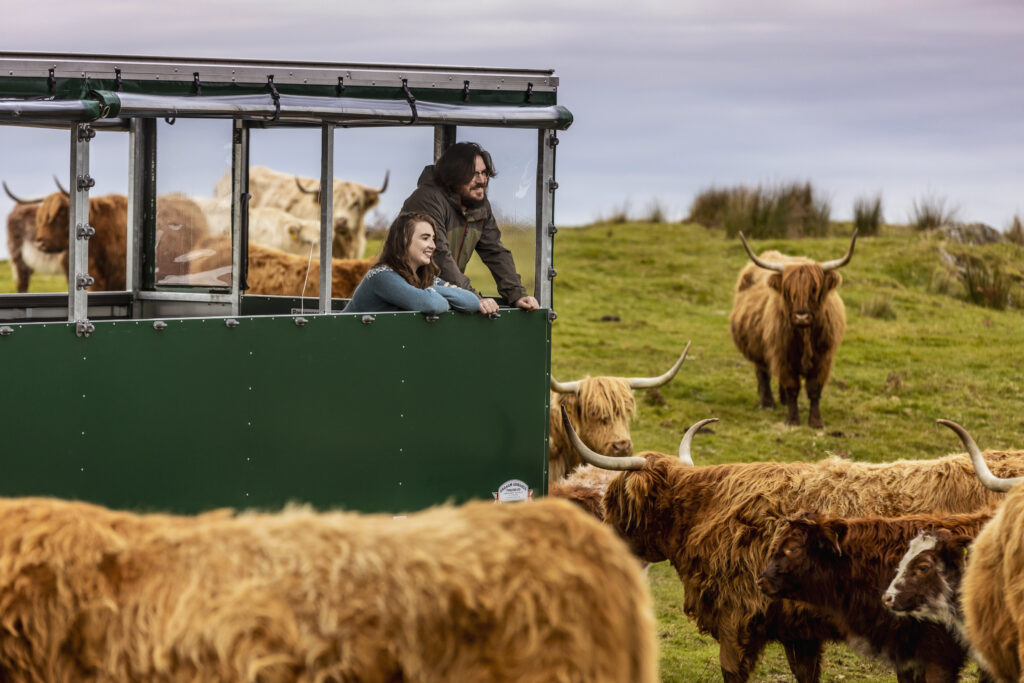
535;129;557;312
433;125;456;162
230;120;249;317
127;118;148;305
68;123;92;331
319;123;335;313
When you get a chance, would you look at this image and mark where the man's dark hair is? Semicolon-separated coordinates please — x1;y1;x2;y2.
379;211;440;288
434;142;497;192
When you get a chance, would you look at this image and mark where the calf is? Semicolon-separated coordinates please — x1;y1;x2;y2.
759;510;991;682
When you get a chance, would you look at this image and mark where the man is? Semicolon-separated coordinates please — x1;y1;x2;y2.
401;142;540;314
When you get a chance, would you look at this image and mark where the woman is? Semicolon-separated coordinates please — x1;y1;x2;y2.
344;212;483;314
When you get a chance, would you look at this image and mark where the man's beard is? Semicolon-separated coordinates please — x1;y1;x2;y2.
461;185;487;208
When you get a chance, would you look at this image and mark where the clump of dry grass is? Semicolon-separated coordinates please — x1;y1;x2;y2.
1006;214;1024;245
910;194;958;231
687;182;830;239
853;194;884;237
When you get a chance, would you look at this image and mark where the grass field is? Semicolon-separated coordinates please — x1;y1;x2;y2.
3;220;1018;681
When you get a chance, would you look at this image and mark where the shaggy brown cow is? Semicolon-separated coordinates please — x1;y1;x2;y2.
562;409;1024;683
214;166;388;259
548;343;690;481
759;509;994;682
930;419;1024;683
0;496;657;683
729;231;857;428
33;191;128;291
154;193;212;282
192;195;323;256
4;182;67;292
182;236;375;297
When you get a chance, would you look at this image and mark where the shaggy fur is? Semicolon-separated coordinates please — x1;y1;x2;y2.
548;464;619;521
730;250;846;428
154;194;211;282
183;236;375;297
0;496;657;683
214;166;387;259
549;378;637;481
33;192;128;291
962;483;1024;682
6;201;65;293
600;449;1024;683
192;196;323;257
759;510;994;681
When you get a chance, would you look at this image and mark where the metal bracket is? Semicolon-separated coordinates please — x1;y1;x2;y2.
424;314;439;323
547;179;559;192
0;326;13;337
76;224;95;240
77;174;96;191
547;224;558;236
225;318;240;328
48;68;56;94
75;274;95;290
153;321;167;330
193;72;201;95
548;267;557;280
294;317;308;327
266;74;281;121
361;315;375;325
462;80;471;102
336;76;345;96
488;312;501;320
548;135;560;148
401;78;418;125
75;321;95;338
77;126;96;142
114;68;122;92
164;117;176;125
525;82;533;103
548;310;558;323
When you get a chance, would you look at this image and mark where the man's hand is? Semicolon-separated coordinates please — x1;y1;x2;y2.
513;296;540;311
479;298;500;315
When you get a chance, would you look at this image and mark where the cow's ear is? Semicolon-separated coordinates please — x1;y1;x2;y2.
824;271;842;292
820;520;846;557
767;273;782;291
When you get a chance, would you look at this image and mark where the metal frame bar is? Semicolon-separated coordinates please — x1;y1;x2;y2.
318;123;334;313
433;125;456;162
230;120;249;317
535;129;557;310
68;124;91;325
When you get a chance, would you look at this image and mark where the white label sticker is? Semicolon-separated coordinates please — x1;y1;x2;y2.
493;479;532;503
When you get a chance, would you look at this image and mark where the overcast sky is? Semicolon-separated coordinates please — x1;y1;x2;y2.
2;0;1022;259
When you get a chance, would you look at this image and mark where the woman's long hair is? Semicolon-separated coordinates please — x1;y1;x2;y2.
378;212;440;288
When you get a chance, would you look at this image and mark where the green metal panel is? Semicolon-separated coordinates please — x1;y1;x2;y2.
0;310;550;514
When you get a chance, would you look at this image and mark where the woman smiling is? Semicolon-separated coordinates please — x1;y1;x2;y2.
344;212;483;315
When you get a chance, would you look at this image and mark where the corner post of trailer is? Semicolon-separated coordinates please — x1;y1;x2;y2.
535;129;557;311
128;118;156;307
318;123;334;313
230;120;249;317
68;123;92;330
433;125;456;162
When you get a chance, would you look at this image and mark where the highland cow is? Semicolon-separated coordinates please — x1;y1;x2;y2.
759;509;994;681
33;190;128;291
0;496;657;683
729;231;857;428
562;409;1024;682
3;181;65;292
547;343;689;481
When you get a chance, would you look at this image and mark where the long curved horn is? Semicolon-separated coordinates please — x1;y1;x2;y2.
378;170;390;194
2;181;45;204
52;175;69;196
678;417;718;466
738;232;785;272
294;177;318;195
550;376;580;394
937;419;1024;493
628;341;691;389
561;406;645;471
820;229;859;272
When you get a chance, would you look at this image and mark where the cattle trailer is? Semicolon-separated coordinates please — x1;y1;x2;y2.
0;52;570;514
